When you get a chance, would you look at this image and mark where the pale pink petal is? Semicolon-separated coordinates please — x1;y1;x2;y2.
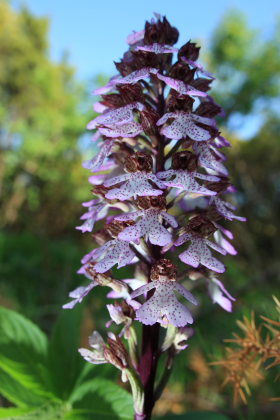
87;102;144;129
105;173;164;201
161;211;178;228
173;283;198;305
135;43;178;54
211;197;246;222
157;74;207;97
83;140;113;171
93;102;107;113
130;282;156;299
63;281;97;309
127;29;145;45
116;67;159;85
208;278;235;312
157;112;212;141
182;58;215;79
99;121;143;138
157;169;216;195
194;142;228;176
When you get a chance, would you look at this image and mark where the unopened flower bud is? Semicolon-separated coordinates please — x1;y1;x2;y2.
172;151;198;171
150;258;177;281
124;152;153;173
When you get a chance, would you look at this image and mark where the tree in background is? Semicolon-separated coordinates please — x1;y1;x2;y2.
0;2;89;235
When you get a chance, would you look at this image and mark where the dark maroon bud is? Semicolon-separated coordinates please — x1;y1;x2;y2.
162;17;179;45
114;61;133;76
172;151;198;171
140;107;160;136
167;92;194;112
169;62;196;84
188;215;216;236
101;93;124;108
137;195;166;210
150;258;177;281
117;83;145;103
191;78;212;92
106;220;135;238
124;152;153;173
205;178;230;193
196;101;222;118
178;41;200;61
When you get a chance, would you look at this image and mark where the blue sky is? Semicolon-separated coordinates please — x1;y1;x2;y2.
13;0;280;81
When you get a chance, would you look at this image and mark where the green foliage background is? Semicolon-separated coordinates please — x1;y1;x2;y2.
0;3;279;419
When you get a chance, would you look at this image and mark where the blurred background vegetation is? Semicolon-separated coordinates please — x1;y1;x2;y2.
0;2;279;419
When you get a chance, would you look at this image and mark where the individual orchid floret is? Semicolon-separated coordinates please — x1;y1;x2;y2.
157;169;219;196
62;281;98;309
193;142;228;176
157;112;215;141
210;196;247;222
99;121;143;138
76;200;109;233
79;331;107;364
157;73;207;97
116;67;159;85
135;43;178;54
127;29;145;45
182;57;215;79
87;102;145;129
85;238;135;273
103;153;166;201
175;231;226;273
104;172;166;200
83;140;113;171
208;276;235;312
116;196;178;246
93;75;120;95
214;228;237;256
131;259;197;327
93;101;107;113
106;301;137;337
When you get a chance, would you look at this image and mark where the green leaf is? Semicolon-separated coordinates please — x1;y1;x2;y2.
0;306;48;358
0;306;55;405
69;378;133;420
0;403;70;420
155;412;231;420
0;407;31;418
48;306;85;399
0;355;56;401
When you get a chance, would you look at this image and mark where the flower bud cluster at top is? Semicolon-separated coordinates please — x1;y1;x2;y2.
64;14;246;329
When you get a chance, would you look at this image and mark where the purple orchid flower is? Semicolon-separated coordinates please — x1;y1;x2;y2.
208;277;235;312
210;196;247;222
214;227;237;256
87;102;145;129
131;279;197;327
157;112;215;141
116;67;159;85
182;57;215;79
79;331;107;364
63;281;98;309
84;239;136;273
135;43;178;54
193;142;228;176
76;200;109;233
83;140;114;171
175;232;226;273
115;209;178;246
99;121;143;138
127;29;145;45
157;169;219;196
103;172;166;201
157;74;207;97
